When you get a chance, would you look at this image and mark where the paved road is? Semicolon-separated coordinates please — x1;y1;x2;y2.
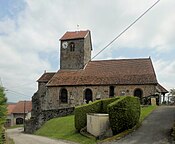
110;106;175;144
7;128;77;144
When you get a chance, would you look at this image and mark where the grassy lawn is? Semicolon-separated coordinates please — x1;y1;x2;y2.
35;115;96;144
35;105;157;144
140;105;157;122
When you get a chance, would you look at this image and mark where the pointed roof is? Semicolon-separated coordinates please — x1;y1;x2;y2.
47;58;158;86
157;83;168;93
60;30;90;40
12;101;32;114
37;72;56;83
7;104;16;115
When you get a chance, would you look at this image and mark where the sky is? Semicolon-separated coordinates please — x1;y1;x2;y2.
0;0;175;102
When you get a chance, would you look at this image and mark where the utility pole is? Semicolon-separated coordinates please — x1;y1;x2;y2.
23;100;26;132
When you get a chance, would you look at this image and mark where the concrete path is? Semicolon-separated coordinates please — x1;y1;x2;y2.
7;128;77;144
110;106;175;144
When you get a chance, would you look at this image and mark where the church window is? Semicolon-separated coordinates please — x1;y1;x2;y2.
109;86;115;97
59;88;68;103
84;88;93;104
70;42;75;52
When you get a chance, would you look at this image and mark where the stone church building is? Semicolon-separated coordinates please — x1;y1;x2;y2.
35;30;168;111
26;30;168;133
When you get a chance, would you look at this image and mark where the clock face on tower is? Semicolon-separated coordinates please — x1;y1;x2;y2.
62;41;68;49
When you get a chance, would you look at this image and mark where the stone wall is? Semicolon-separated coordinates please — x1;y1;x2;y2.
44;84;157;110
25;107;74;134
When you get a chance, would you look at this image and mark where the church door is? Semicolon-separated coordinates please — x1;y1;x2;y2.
134;88;143;103
84;89;93;104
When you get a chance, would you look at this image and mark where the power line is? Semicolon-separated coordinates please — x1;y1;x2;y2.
5;88;31;98
91;0;160;60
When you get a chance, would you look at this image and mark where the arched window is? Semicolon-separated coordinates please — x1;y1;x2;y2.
134;88;143;103
109;86;115;97
16;118;24;125
60;88;68;103
84;88;93;104
70;42;75;52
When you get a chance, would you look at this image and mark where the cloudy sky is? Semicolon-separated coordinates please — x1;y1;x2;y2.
0;0;175;102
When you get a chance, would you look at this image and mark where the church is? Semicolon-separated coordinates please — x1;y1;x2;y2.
35;30;168;111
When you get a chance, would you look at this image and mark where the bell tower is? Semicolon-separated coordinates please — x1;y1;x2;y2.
60;30;92;70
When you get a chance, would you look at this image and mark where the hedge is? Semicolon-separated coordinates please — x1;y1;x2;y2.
101;97;119;113
107;96;140;135
74;97;119;131
75;100;102;131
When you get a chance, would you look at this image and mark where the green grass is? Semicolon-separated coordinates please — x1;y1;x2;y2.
35;105;157;144
35;115;96;144
140;105;157;122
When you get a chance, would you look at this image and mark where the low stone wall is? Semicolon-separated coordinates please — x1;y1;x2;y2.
25;107;74;134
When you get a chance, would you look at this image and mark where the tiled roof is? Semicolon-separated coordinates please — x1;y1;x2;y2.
60;30;90;40
37;72;56;82
7;104;16;115
157;84;168;93
47;58;158;86
12;101;32;114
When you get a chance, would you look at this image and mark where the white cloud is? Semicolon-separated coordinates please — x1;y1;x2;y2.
0;0;175;101
154;59;175;90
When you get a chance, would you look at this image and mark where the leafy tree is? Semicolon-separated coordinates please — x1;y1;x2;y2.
0;86;7;143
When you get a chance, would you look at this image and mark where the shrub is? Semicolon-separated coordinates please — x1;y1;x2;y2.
75;100;102;131
107;96;140;135
101;97;119;113
75;97;119;131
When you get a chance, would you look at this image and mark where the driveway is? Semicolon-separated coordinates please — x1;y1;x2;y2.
110;106;175;144
7;128;77;144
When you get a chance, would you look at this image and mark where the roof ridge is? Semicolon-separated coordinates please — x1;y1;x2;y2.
91;57;150;62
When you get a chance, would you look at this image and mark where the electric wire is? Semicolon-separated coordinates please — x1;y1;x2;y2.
91;0;160;60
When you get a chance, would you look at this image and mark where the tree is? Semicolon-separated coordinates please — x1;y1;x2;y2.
0;86;7;143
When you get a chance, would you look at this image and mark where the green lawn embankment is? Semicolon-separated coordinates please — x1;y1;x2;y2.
35;105;157;144
35;115;96;144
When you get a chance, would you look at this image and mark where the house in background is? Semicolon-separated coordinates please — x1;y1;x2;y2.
6;101;32;127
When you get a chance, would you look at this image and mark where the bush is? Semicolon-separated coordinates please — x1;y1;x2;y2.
75;100;102;131
101;97;119;113
75;97;119;131
107;96;140;135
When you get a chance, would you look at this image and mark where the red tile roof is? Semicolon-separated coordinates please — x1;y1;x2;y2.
37;72;56;82
7;104;16;115
47;58;158;86
60;30;90;40
12;101;32;114
157;84;168;93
